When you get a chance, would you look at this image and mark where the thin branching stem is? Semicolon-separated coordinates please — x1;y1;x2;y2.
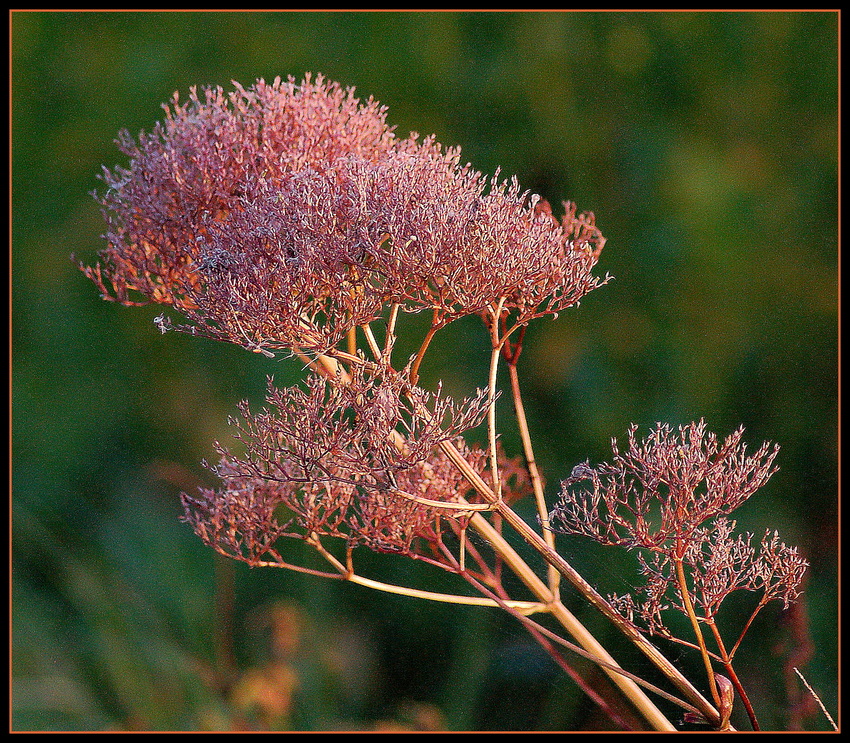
360;322;382;361
409;310;442;385
384;303;400;362
437;436;722;728
440;548;642;731
506;349;560;597
486;299;507;500
301;532;546;611
729;596;770;659
707;621;760;731
675;554;721;708
457;563;704;724
389;486;493;513
464;506;677;730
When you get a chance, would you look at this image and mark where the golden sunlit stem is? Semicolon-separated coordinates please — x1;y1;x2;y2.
675;555;721;709
507;358;560;597
486;299;507;500
409;312;441;385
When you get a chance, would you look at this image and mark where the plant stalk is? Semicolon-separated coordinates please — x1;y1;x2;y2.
439;437;723;728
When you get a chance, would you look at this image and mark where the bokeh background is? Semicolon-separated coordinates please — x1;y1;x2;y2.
11;10;838;732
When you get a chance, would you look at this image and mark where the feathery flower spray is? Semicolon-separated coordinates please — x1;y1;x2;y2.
84;75;808;731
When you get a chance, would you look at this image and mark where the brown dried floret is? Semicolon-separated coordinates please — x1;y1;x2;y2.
180;359;537;561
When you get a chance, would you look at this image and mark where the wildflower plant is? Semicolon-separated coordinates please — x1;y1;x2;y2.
83;74;809;731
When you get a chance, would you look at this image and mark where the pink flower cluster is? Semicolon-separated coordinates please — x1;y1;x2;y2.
84;74;606;356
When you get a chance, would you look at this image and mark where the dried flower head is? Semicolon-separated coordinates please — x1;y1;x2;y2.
550;420;807;644
83;75;607;355
181;363;521;561
226;363;490;486
607;518;809;639
551;419;780;554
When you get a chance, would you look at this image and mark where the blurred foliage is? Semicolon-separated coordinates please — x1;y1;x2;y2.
11;10;837;731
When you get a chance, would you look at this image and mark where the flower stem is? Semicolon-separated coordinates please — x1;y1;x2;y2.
439;436;723;728
506;356;560;597
708;621;760;730
409;311;441;385
674;555;721;710
315;349;721;729
467;507;676;731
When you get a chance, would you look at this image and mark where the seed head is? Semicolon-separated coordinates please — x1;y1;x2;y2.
83;75;607;354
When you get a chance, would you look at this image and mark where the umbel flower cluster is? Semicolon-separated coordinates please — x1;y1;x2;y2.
84;75;811;732
551;420;808;638
84;74;606;357
185;363;508;561
83;73;605;569
550;420;808;728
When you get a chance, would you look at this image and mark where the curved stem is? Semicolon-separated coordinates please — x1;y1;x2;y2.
409;310;442;385
390;486;494;512
286;535;546;612
793;668;838;731
729;596;770;659
349;572;546;612
674;555;721;710
708;621;760;730
507;357;560;597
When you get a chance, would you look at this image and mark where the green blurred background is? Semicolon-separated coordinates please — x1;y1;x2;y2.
11;11;838;731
